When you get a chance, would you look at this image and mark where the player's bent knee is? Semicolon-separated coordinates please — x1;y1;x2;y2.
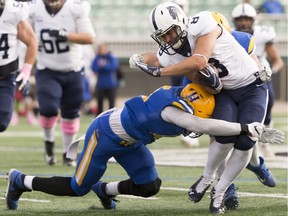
234;136;256;151
132;177;162;197
119;177;162;197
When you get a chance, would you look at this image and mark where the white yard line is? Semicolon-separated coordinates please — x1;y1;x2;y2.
0;197;50;203
161;187;288;199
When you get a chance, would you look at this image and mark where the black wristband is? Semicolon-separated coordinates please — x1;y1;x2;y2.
240;124;249;135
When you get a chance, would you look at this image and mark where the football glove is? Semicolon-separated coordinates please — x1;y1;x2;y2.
15;63;32;96
48;28;68;41
259;65;272;82
197;65;223;93
129;54;144;71
242;122;285;144
136;62;162;77
260;128;285;144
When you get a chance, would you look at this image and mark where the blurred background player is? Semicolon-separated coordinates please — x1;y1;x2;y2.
231;3;284;157
0;0;37;132
10;41;38;126
91;43;120;116
28;0;95;166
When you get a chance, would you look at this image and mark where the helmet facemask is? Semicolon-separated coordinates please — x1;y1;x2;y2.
233;16;254;34
151;25;187;55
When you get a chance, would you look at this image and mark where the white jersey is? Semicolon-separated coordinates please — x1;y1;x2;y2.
253;25;276;67
29;0;95;72
158;11;259;90
0;0;28;66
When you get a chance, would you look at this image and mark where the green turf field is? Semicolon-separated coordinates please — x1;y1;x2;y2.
0;114;287;216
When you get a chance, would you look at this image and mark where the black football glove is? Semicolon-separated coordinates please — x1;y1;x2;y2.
198;65;223;93
48;29;68;41
135;62;162;77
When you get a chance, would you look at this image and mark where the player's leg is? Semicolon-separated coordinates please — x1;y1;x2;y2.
35;69;62;165
92;143;161;209
60;70;84;166
0;74;16;132
189;91;237;205
6;116;112;210
211;83;269;213
259;80;275;157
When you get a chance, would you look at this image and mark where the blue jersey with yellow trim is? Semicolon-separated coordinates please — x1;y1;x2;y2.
121;86;193;144
231;31;255;55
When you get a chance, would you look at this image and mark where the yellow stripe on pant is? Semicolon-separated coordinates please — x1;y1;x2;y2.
75;132;98;185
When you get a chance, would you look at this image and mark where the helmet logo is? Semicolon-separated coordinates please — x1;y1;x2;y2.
186;91;199;102
167;6;181;22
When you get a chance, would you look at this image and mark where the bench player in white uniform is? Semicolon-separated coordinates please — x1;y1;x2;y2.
129;2;274;214
0;0;37;132
231;3;284;158
28;0;95;166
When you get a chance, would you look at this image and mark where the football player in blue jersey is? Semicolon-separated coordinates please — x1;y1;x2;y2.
0;0;37;132
5;82;284;210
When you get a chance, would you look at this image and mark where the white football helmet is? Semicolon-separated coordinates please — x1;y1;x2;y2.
231;3;257;33
149;2;188;55
170;0;189;13
231;3;257;19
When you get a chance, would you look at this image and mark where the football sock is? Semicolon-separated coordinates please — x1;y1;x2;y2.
105;181;120;196
32;176;77;196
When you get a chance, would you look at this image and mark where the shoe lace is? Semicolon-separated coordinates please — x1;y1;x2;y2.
212;192;224;208
196;177;213;193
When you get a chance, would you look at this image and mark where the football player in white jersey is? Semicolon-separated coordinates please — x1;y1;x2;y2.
129;2;274;214
231;3;284;158
168;0;200;148
0;0;37;132
28;0;95;166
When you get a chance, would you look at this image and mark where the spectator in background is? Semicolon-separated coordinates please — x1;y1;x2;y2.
91;43;120;115
259;0;285;13
231;3;284;157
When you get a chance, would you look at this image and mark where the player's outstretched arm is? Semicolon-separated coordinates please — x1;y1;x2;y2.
161;106;285;143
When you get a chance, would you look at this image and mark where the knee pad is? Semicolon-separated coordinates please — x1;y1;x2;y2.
133;178;162;197
234;135;256;151
215;135;237;144
121;178;162;198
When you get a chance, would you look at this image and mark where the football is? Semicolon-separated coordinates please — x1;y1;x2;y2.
187;65;223;95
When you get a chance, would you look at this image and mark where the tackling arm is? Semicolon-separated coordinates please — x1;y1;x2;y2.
161;106;285;143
